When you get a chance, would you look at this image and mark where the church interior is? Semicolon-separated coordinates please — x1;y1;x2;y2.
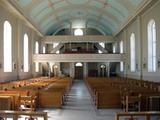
0;0;160;120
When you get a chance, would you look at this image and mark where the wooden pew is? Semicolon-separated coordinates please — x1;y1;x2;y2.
86;77;160;110
0;96;12;110
0;77;73;109
19;95;37;111
0;110;47;120
115;111;160;120
96;90;121;108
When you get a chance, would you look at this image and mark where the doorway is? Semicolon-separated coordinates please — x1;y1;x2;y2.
100;64;106;77
75;62;83;79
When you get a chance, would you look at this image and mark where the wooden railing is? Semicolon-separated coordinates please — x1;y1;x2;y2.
0;110;47;120
115;111;160;120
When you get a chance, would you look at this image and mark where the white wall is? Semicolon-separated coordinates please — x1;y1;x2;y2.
0;4;42;82
116;1;160;82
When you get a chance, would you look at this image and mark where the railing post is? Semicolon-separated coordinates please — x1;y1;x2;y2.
13;114;18;120
145;115;150;120
115;113;119;120
44;113;48;120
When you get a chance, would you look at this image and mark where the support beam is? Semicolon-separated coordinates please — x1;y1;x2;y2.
43;35;114;43
50;43;64;53
94;43;108;53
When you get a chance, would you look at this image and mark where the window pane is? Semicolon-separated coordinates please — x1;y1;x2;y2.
24;34;29;72
74;29;83;36
75;62;83;67
35;41;39;54
130;33;136;72
148;20;156;72
120;62;124;72
113;45;116;53
35;62;39;72
43;46;46;54
120;41;123;54
4;21;12;72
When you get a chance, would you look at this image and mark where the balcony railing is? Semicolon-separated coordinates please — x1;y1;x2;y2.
33;53;124;63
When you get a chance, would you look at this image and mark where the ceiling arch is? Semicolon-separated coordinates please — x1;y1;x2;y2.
41;15;115;35
11;0;144;35
46;18;113;35
40;13;117;33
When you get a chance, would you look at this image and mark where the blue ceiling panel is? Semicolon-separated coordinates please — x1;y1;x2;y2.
12;0;145;35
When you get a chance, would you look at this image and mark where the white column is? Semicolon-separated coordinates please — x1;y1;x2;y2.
123;29;128;78
107;62;110;77
137;16;142;80
53;62;60;77
70;62;75;78
83;62;88;79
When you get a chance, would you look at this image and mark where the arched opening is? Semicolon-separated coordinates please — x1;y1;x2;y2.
100;64;106;77
74;28;83;36
75;62;83;79
53;65;58;77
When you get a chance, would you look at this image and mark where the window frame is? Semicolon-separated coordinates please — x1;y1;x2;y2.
3;21;12;72
23;34;29;72
130;33;136;72
148;19;156;72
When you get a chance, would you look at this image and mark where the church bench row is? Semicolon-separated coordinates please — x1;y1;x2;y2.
85;77;160;111
115;111;160;120
0;110;47;120
0;77;73;110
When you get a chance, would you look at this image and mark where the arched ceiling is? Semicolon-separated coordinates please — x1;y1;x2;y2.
12;0;145;35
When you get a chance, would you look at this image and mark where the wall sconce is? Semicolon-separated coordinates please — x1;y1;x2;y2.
143;58;146;69
158;60;160;68
127;64;130;70
0;63;2;69
143;63;146;69
136;63;138;70
21;65;23;71
13;62;16;70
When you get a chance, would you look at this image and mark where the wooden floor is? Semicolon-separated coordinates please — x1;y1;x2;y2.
40;79;122;120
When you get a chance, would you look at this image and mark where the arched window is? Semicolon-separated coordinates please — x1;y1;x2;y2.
120;41;124;72
3;21;12;72
74;28;83;36
23;34;29;72
75;62;83;67
148;19;156;72
35;41;39;72
43;46;46;54
130;33;136;72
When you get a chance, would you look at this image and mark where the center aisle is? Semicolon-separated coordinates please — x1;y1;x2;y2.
46;80;121;120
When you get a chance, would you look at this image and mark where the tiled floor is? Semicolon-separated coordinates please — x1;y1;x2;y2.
41;79;122;120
